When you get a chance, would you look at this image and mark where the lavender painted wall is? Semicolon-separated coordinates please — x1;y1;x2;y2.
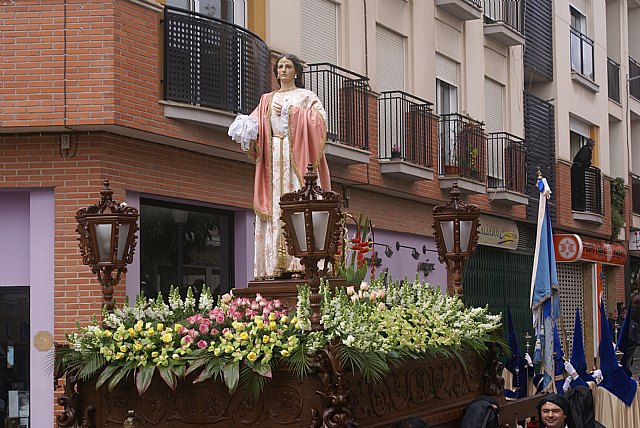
0;189;55;427
29;189;55;428
0;192;30;285
350;227;448;294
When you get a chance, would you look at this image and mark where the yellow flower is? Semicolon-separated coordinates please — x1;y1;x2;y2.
280;315;288;324
116;352;125;359
262;335;270;343
174;324;182;332
269;321;277;330
120;345;128;353
239;332;249;340
268;313;276;321
134;321;143;332
247;352;258;362
162;333;172;343
128;328;136;337
134;343;143;351
280;350;290;357
224;331;234;340
104;330;112;338
157;323;164;332
151;351;159;358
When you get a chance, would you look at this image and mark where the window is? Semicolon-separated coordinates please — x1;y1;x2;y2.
139;199;234;302
302;0;338;64
376;25;406;92
570;131;591;161
0;287;30;427
570;5;586;33
435;54;458;115
569;4;593;79
569;118;593;162
166;0;245;26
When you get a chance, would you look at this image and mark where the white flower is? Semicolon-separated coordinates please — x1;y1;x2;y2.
360;281;369;291
346;286;355;296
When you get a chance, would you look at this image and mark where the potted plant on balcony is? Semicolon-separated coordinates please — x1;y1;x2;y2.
391;144;402;159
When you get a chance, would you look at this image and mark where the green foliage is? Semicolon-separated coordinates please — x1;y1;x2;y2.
610;177;625;242
336;213;372;285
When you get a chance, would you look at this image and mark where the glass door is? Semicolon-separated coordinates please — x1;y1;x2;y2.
0;287;29;428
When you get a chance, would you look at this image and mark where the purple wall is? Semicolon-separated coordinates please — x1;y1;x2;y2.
347;226;448;294
0;192;30;285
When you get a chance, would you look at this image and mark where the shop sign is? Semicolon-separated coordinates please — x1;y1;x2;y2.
553;234;627;265
477;215;519;250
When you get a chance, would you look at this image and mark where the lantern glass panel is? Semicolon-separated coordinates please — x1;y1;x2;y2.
117;223;131;261
311;211;329;251
441;220;455;252
460;220;473;252
291;212;307;251
95;223;113;262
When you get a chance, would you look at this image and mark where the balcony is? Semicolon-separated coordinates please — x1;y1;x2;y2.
483;1;525;46
378;91;435;181
434;0;483;21
571;164;604;223
439;113;486;194
607;58;621;103
486;133;528;205
630;57;640;101
570;28;598;92
305;63;371;166
162;6;271;128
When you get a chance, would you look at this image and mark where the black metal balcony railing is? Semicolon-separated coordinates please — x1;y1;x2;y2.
570;28;595;80
483;0;523;33
439;114;486;182
304;63;370;150
378;91;435;167
486;133;526;193
466;0;483;8
571;164;604;215
607;58;621;103
630;57;640;100
163;6;271;115
632;174;640;215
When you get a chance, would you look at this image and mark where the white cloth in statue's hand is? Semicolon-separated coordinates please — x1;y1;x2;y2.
524;353;533;367
228;114;259;151
562;376;573;393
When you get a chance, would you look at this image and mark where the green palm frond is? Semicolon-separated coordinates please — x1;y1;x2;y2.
239;363;272;400
284;340;313;378
335;344;389;384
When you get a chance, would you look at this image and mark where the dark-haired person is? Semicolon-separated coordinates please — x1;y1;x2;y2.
537;394;575;428
229;53;330;279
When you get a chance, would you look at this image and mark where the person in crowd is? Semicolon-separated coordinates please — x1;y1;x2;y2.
228;53;330;279
607;308;619;341
572;138;594;167
536;393;575;428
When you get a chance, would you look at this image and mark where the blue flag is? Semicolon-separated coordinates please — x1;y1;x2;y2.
504;306;528;399
553;323;566;394
530;176;561;391
598;301;637;406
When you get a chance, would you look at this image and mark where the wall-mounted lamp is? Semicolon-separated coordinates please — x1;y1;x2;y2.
395;241;421;260
371;242;393;258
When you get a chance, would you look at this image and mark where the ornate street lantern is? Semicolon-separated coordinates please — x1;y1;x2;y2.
432;183;480;297
75;179;139;313
280;164;342;331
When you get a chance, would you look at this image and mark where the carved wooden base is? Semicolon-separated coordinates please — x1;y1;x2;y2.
55;345;500;428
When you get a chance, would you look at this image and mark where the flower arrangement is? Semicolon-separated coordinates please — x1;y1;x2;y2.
336;213;372;285
56;278;502;398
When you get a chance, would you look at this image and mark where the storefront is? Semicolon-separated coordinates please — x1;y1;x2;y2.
553;234;627;360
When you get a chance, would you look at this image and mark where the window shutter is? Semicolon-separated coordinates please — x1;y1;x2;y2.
302;0;338;64
435;54;458;87
484;78;504;134
376;25;406;92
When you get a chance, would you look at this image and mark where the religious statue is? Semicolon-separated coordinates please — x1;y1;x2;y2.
228;53;331;279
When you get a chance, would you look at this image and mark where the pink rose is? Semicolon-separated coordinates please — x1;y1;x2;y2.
182;335;194;344
197;340;208;349
188;329;199;339
210;328;220;336
216;315;225;324
198;323;210;334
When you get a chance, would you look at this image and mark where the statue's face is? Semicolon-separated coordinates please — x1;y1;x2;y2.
277;58;295;85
